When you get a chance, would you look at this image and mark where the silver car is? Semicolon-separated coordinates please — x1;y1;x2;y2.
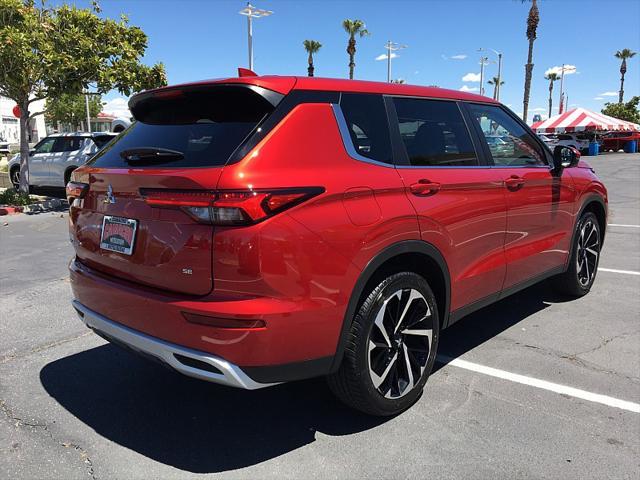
8;132;117;189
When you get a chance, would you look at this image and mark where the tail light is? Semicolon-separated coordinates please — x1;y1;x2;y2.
140;187;323;225
66;181;89;203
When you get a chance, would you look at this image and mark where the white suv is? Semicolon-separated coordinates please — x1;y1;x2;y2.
549;133;593;154
8;132;116;189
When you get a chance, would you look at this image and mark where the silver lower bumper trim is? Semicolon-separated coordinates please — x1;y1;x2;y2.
72;300;276;390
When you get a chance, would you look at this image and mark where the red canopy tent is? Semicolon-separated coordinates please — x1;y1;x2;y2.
531;107;640;133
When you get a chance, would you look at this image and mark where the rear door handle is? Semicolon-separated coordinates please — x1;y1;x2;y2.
505;175;525;191
410;179;441;196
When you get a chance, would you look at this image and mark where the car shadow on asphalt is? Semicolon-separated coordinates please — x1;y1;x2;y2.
435;281;573;372
39;281;573;473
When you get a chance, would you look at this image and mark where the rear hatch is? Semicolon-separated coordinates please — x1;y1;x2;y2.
69;84;281;295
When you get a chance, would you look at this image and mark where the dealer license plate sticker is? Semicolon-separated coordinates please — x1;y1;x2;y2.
100;216;137;256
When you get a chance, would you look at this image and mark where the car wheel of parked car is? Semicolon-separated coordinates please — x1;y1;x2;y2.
552;211;601;297
327;272;440;416
10;167;20;190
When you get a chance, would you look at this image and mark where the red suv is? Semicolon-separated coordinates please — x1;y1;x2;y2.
68;76;607;416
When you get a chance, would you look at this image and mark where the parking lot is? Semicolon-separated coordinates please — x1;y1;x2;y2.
1;153;638;479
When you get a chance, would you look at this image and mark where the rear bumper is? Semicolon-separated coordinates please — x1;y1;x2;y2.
73;300;274;389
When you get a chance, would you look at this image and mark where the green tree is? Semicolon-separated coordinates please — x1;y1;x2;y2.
521;0;539;123
614;48;636;103
45;93;102;130
602;96;640;124
342;19;369;80
544;71;559;118
487;76;504;100
303;40;322;77
0;0;167;192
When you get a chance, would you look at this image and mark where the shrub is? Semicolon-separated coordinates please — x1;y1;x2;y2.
0;188;35;206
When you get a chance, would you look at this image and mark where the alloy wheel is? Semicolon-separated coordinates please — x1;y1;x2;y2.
576;219;599;287
368;288;433;399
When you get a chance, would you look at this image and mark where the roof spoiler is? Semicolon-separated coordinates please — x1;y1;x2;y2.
238;67;258;77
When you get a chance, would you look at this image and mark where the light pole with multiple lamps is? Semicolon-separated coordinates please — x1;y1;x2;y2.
383;41;407;82
238;2;273;71
479;48;503;100
478;55;490;96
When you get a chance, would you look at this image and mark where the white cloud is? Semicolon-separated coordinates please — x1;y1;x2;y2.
599;91;618;97
375;52;397;61
530;107;546;112
593;97;604;100
545;64;577;76
462;72;481;82
460;85;479;92
101;97;130;118
451;54;467;60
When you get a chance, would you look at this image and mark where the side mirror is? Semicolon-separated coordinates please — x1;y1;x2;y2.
553;146;580;170
29;149;36;156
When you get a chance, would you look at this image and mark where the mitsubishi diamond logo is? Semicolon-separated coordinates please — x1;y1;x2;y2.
104;184;116;204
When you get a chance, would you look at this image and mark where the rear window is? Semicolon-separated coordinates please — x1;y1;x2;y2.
87;86;277;168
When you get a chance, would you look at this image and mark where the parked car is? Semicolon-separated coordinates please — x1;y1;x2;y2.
0;139;10;155
8;132;116;189
600;131;640;152
552;133;594;155
67;76;608;416
537;133;556;148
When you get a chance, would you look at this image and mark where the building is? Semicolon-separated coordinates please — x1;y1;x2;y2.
0;95;46;146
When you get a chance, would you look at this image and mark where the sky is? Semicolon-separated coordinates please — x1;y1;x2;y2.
56;0;640;122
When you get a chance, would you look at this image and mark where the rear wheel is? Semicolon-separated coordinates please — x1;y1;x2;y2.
327;272;439;416
552;211;601;296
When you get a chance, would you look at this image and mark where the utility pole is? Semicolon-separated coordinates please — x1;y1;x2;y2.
239;3;273;71
384;41;407;82
479;48;502;100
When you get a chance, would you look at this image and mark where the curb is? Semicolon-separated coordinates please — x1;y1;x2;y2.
0;198;68;216
0;206;24;215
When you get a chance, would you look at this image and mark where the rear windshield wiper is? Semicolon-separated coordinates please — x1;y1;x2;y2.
119;147;184;163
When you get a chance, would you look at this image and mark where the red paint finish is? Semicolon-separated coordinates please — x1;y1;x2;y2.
68;75;607;374
396;168;508;310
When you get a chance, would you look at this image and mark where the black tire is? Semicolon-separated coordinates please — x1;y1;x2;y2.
552;211;601;297
327;272;440;416
64;167;76;186
10;167;20;190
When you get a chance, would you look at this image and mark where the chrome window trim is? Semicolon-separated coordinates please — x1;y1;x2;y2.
331;103;396;168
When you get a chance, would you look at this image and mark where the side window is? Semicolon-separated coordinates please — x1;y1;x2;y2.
54;137;83;152
340;93;393;164
34;138;56;154
468;104;547;167
93;135;115;149
392;98;478;167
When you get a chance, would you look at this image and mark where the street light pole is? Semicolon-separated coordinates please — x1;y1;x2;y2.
480;48;503;100
479;56;489;96
84;91;91;133
384;41;407;82
238;3;273;71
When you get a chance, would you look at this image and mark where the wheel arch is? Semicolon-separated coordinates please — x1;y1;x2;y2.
330;240;451;372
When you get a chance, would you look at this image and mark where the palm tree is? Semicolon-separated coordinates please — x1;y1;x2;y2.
303;40;322;77
521;0;539;122
342;19;369;79
615;48;636;103
487;76;504;100
544;72;559;118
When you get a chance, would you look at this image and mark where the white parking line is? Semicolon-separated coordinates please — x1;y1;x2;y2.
599;267;640;276
608;224;640;228
438;356;640;413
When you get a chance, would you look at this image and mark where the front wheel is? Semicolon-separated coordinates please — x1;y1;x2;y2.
10;167;20;190
552;211;601;296
327;272;440;416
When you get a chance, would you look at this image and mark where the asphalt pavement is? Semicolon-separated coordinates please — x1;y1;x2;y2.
1;153;639;479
